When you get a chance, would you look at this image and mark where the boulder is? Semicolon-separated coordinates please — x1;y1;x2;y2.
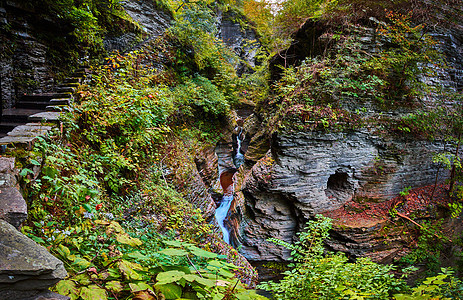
0;219;67;299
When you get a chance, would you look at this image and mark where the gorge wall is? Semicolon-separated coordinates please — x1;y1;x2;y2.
0;1;58;108
236;131;449;261
232;20;463;263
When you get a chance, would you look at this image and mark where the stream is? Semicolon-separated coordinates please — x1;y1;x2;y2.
215;126;244;244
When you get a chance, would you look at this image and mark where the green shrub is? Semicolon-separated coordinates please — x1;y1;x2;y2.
173;76;230;118
259;215;407;299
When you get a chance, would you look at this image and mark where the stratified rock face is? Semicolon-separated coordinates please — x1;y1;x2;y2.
106;0;172;52
238;155;301;261
122;0;172;36
274;132;447;214
217;11;260;74
0;219;67;299
236;17;463;262
0;2;56;108
430;29;463;92
238;131;448;261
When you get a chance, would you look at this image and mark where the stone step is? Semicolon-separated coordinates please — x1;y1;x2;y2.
63;77;82;84
0;123;23;135
28;111;61;123
46;105;70;112
20;93;72;102
72;71;86;78
74;66;90;73
0;157;17;188
49;98;70;105
15;101;49;110
0;135;36;147
0;219;67;299
59;82;79;88
7;123;53;137
1;108;43;123
55;86;75;93
19;95;54;102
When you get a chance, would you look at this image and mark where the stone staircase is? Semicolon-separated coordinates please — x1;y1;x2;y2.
0;67;88;300
0;68;87;148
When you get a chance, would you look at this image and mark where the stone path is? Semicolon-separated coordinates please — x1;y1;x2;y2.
0;70;86;148
0;68;87;300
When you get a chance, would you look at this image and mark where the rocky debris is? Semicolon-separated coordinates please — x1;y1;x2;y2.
0;219;67;300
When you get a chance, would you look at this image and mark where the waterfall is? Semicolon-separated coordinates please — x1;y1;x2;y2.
234;127;245;168
215;195;233;244
215;126;244;244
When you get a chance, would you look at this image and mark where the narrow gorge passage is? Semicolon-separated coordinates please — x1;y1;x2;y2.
215;127;245;244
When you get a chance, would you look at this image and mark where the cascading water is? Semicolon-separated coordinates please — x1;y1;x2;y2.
215;195;233;244
215;126;245;244
234;127;245;167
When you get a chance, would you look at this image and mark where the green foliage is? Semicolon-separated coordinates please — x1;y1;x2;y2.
173;76;230;118
259;215;407;299
24;209;259;300
400;186;412;197
168;5;238;77
243;0;463;53
36;0;132;54
366;11;444;102
263;9;445;133
154;240;266;299
394;268;463;300
448;202;462;219
399;220;448;273
242;0;330;53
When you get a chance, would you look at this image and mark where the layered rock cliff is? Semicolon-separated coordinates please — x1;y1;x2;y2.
232;19;463;263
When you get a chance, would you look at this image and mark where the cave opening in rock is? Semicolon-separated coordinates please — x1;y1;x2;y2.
325;171;354;202
327;172;350;190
